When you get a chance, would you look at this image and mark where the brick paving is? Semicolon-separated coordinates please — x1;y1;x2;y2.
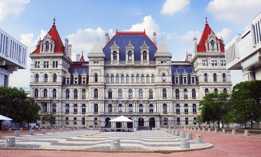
0;129;261;157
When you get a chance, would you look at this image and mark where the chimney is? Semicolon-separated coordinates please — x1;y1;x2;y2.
105;32;110;44
68;44;72;58
193;37;197;52
187;53;192;62
76;53;80;61
153;32;157;45
64;38;69;55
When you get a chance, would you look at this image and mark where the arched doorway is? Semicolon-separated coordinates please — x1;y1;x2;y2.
149;117;155;130
138;117;144;127
127;117;133;128
105;117;111;128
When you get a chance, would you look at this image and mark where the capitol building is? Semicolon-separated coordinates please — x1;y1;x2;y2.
30;19;232;129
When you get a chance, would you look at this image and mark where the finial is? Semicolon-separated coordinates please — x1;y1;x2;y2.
205;17;208;24
53;17;56;26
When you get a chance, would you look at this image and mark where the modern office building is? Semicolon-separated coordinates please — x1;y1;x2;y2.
0;28;27;86
226;12;261;81
30;19;231;129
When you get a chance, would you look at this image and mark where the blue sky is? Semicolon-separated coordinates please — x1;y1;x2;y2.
1;0;261;88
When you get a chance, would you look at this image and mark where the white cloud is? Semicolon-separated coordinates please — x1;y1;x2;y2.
216;28;231;42
161;0;190;15
0;0;30;21
128;15;160;37
206;0;261;22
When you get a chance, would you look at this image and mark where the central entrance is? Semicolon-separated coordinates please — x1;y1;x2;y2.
138;117;144;126
149;117;155;129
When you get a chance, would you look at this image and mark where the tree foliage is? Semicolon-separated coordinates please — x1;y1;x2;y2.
0;87;40;127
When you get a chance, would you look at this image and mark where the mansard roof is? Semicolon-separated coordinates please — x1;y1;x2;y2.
103;31;157;61
32;19;64;54
197;18;225;53
171;62;195;84
69;62;89;74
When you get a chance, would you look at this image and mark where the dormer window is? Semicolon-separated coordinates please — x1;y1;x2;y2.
40;34;55;53
45;41;49;51
140;41;149;62
110;41;119;62
211;40;215;50
126;41;134;62
143;51;147;61
113;51;117;61
128;51;132;61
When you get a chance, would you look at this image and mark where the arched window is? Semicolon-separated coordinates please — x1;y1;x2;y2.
111;74;114;83
204;73;208;82
177;117;180;125
108;89;112;99
74;117;77;124
143;51;147;61
193;117;197;125
43;89;47;98
139;104;143;113
139;89;143;99
223;88;227;93
73;104;78;114
94;104;98;113
185;117;189;125
44;74;48;82
94;89;98;99
65;117;69;124
184;104;188;114
34;89;38;98
163;104;167;114
121;74;124;83
74;89;78;99
141;74;144;83
149;104;153;113
222;73;226;82
82;104;86;114
214;88;218;94
118;89;122;99
176;104;180;114
65;104;69;114
162;88;167;99
131;74;134;83
53;89;57;98
175;89;180;99
82;117;85;125
35;74;39;82
94;73;98;82
108;104;112;113
118;104;122;113
162;73;166;82
53;74;57;82
211;40;215;50
82;89;86;99
106;74;109;83
213;73;217;82
113;51;117;61
66;89;70;99
128;51;132;61
192;89;196;99
128;89;133;99
146;74;150;83
149;89;153;99
52;103;56;113
184;89;188;99
126;74;129;83
116;74;119;83
45;41;49;51
128;104;133;113
193;104;197;114
205;88;209;95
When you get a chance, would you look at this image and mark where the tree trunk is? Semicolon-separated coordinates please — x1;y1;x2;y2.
251;119;253;129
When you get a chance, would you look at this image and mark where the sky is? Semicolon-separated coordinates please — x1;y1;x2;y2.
1;0;261;89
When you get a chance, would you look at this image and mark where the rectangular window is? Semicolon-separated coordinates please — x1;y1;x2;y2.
52;60;58;68
211;60;214;66
43;61;49;68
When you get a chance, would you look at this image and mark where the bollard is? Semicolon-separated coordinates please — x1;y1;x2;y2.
186;133;193;140
5;137;15;147
232;129;236;135
214;128;218;133
180;132;186;138
175;130;180;136
14;130;20;137
244;130;249;136
194;134;203;143
41;129;46;134
202;128;205;131
180;138;190;149
111;139;121;150
222;129;226;134
29;129;34;135
208;128;211;132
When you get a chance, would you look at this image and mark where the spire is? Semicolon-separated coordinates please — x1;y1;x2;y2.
53;17;56;27
154;39;172;57
88;38;105;58
205;17;208;25
80;51;85;62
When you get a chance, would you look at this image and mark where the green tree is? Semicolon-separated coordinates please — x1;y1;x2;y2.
231;80;261;128
42;114;55;128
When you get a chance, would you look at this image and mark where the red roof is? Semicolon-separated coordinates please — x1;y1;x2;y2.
79;51;85;62
197;19;224;53
32;19;64;54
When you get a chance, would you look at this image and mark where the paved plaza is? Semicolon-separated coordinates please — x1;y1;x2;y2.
0;128;261;157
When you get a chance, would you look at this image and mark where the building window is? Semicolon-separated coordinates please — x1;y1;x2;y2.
193;117;197;125
128;104;133;113
176;104;180;114
106;74;109;83
34;89;38;98
175;89;180;99
205;60;208;66
223;88;227;93
53;89;57;98
73;104;78;114
108;104;112;113
82;89;86;99
74;89;78;99
111;74;114;83
82;117;85;125
74;117;77;125
214;88;218;94
108;89;112;99
113;51;117;61
162;88;167;99
193;104;197;114
43;61;49;68
35;74;39;82
139;104;143;113
41;102;47;113
185;117;189;125
94;104;98;114
126;74;129;83
143;51;147;61
82;104;86;114
131;74;135;83
191;76;195;84
35;61;40;68
65;117;69;124
116;74;119;83
94;89;98;99
44;74;48;82
222;73;226;82
213;73;217;82
42;117;46;124
65;104;69;114
204;73;208;82
163;104;167;114
162;73;166;82
82;76;86;84
192;89;196;99
118;104;122;113
211;60;214;66
146;74;150;83
149;89;153;99
52;60;58;68
211;40;215;50
66;76;70;84
163;117;168;126
205;88;209;95
121;74;124;83
94;73;98;82
175;76;179;84
202;60;205;66
184;89;188;99
177;118;180;125
53;74;57;82
66;89;70;99
118;89;122;99
141;74;144;83
52;103;56;114
128;89;133;99
43;89;47;98
184;104;188;114
128;51;132;61
215;60;217;66
74;76;78;84
138;89;143;99
149;104;153;113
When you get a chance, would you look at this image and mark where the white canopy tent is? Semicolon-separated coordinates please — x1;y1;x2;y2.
109;115;134;132
0;115;12;121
